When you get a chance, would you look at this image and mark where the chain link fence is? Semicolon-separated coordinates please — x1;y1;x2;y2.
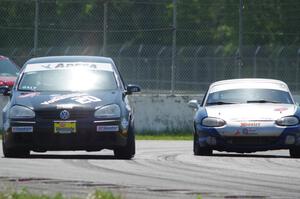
0;0;299;94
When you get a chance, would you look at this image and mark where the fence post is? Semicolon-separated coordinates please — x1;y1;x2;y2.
275;47;284;78
253;46;261;77
296;48;300;92
137;44;143;88
156;47;166;92
214;46;222;80
194;46;203;88
103;2;108;56
238;0;243;78
33;0;39;57
171;0;177;95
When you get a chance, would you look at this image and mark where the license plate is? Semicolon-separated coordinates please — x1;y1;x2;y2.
54;121;76;134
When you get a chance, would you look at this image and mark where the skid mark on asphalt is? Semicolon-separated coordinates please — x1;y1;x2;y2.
62;158;198;186
136;147;300;187
135;146;300;197
0;174;224;199
61;152;291;198
265;158;300;170
61;157;239;198
139;152;300;196
1;141;300;199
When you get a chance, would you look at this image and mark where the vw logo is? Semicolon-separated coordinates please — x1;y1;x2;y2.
60;110;70;120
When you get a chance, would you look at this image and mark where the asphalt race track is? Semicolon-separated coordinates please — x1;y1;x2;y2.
0;140;300;199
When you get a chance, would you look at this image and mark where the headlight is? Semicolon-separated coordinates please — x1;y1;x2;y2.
9;105;35;119
276;116;299;126
94;104;121;119
201;117;226;127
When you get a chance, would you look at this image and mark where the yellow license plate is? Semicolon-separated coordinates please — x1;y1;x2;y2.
54;121;76;134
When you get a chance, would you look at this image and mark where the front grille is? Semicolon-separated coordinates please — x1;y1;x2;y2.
224;136;278;146
36;110;91;120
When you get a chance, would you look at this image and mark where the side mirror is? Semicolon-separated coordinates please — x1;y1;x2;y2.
0;86;11;96
126;84;141;95
188;99;199;109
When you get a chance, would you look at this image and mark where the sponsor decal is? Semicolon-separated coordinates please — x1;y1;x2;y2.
42;93;85;105
244;128;258;135
25;62;113;72
12;126;33;133
54;63;97;69
56;104;74;109
274;107;288;112
40;64;51;69
242;128;249;135
20;86;37;91
97;125;119;132
240;122;260;127
234;130;241;136
42;93;101;105
234;128;257;136
71;95;101;104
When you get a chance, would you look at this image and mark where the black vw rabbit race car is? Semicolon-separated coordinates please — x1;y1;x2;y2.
0;56;140;159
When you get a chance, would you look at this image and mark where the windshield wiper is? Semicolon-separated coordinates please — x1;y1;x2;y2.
246;100;280;104
206;101;236;105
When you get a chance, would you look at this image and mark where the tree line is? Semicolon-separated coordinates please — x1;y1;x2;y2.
0;0;299;53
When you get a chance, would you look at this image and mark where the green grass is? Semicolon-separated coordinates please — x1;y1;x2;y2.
136;133;192;140
0;189;121;199
0;130;192;140
0;189;203;199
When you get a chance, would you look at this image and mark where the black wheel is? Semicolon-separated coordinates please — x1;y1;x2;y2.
193;133;212;156
289;147;300;158
114;125;135;159
2;139;29;158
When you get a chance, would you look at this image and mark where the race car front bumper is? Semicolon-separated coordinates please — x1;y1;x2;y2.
195;125;300;153
4;118;128;152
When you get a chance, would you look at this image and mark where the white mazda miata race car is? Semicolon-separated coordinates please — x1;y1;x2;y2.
189;78;300;158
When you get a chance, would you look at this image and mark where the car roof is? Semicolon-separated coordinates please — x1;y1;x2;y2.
0;55;20;69
0;55;8;61
209;78;290;93
25;56;114;64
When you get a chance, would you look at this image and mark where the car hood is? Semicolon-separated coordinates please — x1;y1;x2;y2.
205;103;297;121
0;76;16;87
14;90;122;110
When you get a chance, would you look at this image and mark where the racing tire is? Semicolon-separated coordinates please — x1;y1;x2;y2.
289;147;300;158
114;125;135;160
193;133;212;156
2;139;30;158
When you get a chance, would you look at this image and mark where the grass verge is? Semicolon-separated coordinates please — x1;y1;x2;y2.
1;129;193;140
136;132;192;140
0;130;192;140
0;189;121;199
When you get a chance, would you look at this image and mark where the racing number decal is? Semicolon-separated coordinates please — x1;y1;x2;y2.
71;95;101;104
42;93;102;105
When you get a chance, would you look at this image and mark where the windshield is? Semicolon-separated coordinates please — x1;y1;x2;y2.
205;88;293;106
18;69;118;92
0;59;19;76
